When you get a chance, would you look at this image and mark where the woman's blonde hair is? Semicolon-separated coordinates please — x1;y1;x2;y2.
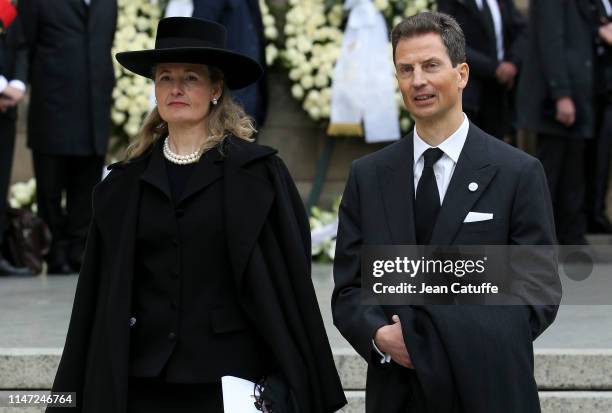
125;65;256;160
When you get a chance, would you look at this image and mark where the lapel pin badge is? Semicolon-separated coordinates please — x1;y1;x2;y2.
468;182;478;192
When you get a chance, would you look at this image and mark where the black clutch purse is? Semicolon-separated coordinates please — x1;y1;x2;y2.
254;374;300;413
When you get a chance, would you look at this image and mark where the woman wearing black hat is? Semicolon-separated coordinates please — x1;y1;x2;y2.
45;17;346;413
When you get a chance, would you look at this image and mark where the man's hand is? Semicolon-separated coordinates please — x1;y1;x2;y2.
374;314;414;369
555;96;576;127
599;22;612;45
2;85;24;103
495;62;518;87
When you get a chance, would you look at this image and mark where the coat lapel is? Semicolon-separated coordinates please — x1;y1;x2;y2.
223;138;277;287
429;124;498;245
377;136;417;244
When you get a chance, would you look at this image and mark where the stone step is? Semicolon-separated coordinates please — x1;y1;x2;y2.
1;348;612;391
341;391;612;413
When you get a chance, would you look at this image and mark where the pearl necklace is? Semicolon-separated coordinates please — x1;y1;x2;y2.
163;137;203;165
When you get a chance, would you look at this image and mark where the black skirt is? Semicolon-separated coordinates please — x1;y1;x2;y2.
127;376;224;413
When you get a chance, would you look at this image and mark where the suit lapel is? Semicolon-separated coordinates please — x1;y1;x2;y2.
69;0;88;24
429;124;498;245
377;136;417;244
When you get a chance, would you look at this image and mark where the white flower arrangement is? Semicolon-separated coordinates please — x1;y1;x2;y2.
310;197;341;262
260;0;281;66
111;0;161;143
9;178;37;213
281;0;434;130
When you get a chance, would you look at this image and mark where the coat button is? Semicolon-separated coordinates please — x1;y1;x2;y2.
175;209;184;218
170;271;179;279
170;302;177;310
168;332;176;340
171;238;179;246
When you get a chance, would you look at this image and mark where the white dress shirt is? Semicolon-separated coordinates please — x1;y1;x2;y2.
372;114;470;364
475;0;504;61
413;114;470;203
602;0;612;17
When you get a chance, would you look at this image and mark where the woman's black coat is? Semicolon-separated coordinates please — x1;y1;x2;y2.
46;137;347;413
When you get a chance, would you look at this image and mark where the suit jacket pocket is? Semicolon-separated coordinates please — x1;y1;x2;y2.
211;307;249;334
460;219;503;233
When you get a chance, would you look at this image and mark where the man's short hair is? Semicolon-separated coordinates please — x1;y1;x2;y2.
391;11;466;67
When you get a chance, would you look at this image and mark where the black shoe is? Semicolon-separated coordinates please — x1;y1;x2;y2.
588;214;612;234
0;256;35;276
47;261;76;275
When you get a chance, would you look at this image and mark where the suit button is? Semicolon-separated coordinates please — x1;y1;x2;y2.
175;209;184;218
170;302;177;310
168;332;176;340
170;271;178;279
171;238;179;247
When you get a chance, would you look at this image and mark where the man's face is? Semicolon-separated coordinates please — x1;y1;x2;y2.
394;33;468;123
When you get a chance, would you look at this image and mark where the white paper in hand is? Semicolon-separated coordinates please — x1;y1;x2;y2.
221;376;261;413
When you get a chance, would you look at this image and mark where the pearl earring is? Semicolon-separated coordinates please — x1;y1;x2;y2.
212;97;218;105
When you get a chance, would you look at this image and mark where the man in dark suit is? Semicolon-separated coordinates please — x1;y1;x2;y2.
516;0;595;245
0;14;32;276
437;0;526;140
332;12;560;413
18;0;117;273
192;0;267;128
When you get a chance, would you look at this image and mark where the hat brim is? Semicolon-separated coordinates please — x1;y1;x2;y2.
115;47;263;90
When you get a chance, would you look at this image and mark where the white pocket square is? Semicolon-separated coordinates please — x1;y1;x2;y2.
464;211;493;223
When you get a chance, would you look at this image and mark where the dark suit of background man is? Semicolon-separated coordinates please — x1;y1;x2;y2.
332;12;560;413
437;0;526;140
586;0;612;233
516;0;595;245
18;0;117;273
192;0;268;128
0;12;32;276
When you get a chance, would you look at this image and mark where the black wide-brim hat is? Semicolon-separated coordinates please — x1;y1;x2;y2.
115;17;263;90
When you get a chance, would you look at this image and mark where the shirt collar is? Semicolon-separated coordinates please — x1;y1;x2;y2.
413;113;469;167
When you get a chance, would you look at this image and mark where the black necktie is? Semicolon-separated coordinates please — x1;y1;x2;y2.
415;148;444;244
480;0;497;54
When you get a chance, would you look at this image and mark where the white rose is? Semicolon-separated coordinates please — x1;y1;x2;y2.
300;75;314;89
112;110;126;124
320;104;330;118
289;68;302;81
264;26;278;40
14;187;31;205
115;95;130;111
263;15;274;26
291;84;304;99
125;123;140;137
314;73;328;88
374;0;389;11
265;44;278;66
308;106;321;121
284;24;296;35
9;198;20;209
400;117;412;131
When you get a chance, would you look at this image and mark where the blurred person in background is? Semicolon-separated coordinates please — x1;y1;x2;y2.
516;0;595;244
18;0;117;274
192;0;268;130
0;7;32;276
437;0;526;140
586;0;612;233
